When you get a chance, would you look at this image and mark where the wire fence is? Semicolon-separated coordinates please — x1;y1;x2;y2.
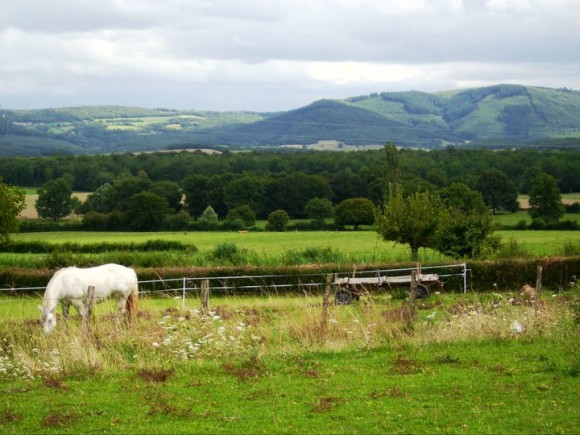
0;264;468;304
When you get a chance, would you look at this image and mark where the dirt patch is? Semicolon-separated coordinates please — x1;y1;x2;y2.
390;353;425;375
0;410;22;425
42;376;69;390
42;411;78;428
311;396;341;413
135;367;174;383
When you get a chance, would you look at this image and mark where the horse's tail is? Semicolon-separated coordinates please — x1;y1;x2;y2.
126;284;138;322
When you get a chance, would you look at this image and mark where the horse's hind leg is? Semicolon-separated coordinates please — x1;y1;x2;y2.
116;297;129;327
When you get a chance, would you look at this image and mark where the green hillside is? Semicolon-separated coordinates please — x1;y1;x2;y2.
1;85;580;156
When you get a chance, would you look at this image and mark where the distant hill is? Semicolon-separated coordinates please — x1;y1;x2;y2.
1;85;580;156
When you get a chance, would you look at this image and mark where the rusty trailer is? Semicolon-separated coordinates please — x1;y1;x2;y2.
334;269;446;305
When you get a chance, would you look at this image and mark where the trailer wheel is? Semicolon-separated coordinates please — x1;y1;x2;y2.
335;287;353;305
417;284;430;299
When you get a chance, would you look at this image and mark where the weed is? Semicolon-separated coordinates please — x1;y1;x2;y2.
0;410;22;425
135;367;174;383
42;411;78;428
311;396;341;413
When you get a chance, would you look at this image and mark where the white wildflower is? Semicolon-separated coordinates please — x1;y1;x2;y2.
511;320;524;333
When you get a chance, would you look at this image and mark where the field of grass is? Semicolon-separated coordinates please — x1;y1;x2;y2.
0;290;578;433
8;230;580;268
493;210;579;227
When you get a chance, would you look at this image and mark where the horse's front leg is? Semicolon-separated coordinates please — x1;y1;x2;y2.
62;302;70;322
71;300;88;325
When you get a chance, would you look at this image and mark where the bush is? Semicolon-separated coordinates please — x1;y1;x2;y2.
544;220;578;230
82;211;108;230
210;242;246;265
515;219;528;230
163;210;192;230
267;210;289;232
564;202;580;213
220;219;245;231
530;218;545;230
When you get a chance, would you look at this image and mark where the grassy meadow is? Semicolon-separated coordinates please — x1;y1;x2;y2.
1;199;579;432
5;229;580;271
0;290;578;433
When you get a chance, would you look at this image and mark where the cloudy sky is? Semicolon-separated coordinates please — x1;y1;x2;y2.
1;0;579;112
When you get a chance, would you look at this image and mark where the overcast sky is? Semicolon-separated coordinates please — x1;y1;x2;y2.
1;0;579;112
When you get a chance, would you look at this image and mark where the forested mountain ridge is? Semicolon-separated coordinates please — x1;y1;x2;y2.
1;84;580;156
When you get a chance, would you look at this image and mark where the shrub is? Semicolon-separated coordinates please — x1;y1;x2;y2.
515;219;528;230
544;220;578;230
82;211;108;230
210;242;245;265
163;210;192;230
266;210;289;232
530;218;545;230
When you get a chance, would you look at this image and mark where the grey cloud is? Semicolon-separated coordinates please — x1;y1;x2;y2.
1;0;579;111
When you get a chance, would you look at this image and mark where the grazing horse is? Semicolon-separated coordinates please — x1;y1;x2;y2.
40;263;138;334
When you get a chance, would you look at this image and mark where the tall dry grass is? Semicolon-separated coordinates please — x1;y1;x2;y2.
0;289;577;380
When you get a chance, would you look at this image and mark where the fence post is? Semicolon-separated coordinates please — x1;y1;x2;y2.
536;265;543;297
201;279;209;315
409;270;417;302
320;274;333;334
84;285;95;330
182;277;186;310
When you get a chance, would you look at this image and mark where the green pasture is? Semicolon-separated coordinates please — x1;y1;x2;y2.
493;210;578;227
0;290;578;433
10;229;580;262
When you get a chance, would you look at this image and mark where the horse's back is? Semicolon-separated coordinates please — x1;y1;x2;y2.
49;264;137;300
85;264;138;297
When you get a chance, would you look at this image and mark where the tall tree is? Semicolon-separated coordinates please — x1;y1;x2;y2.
124;191;171;231
436;183;497;258
35;178;73;221
304;197;334;221
376;190;441;261
384;141;401;199
528;173;563;223
334;197;376;230
475;169;519;214
0;178;25;243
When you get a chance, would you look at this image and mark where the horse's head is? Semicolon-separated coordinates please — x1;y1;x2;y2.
39;305;56;334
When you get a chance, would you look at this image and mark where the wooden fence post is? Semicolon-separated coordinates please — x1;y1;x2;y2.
84;285;95;329
409;270;417;302
201;279;209;315
320;274;333;334
536;265;543;297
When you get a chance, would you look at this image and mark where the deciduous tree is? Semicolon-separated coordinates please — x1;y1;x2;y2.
436;183;497;258
334;197;376;230
35;178;73;221
266;209;289;232
376;190;441;261
475;169;519;214
528;173;563;223
0;178;25;243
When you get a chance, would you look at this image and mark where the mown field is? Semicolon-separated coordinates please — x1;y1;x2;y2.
5;229;580;270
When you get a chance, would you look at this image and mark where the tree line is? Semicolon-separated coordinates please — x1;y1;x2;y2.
1;144;577;260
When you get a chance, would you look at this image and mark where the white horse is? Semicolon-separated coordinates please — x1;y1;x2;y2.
40;263;139;334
